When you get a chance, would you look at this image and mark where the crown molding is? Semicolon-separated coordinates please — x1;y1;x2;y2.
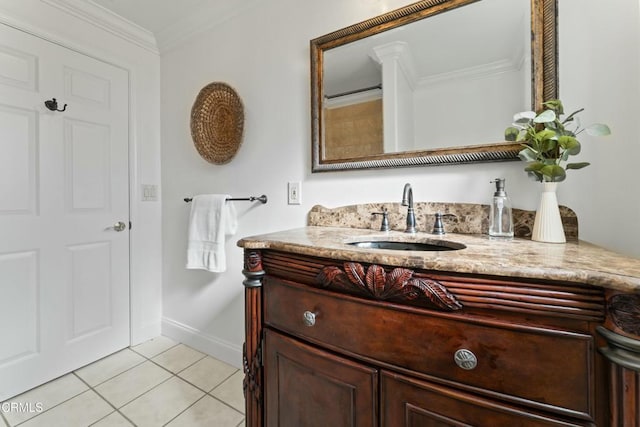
40;0;159;54
418;57;524;88
369;39;526;91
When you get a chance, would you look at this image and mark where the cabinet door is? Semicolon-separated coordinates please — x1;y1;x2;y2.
381;371;592;427
264;329;378;427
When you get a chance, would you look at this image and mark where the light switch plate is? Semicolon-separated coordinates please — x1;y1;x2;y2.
142;184;158;202
288;181;301;205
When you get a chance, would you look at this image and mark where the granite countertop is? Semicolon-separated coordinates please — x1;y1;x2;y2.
238;226;640;293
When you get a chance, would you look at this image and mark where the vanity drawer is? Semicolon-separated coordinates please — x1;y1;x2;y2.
263;277;595;420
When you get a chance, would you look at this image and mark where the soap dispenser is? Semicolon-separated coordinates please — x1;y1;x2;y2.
489;178;514;238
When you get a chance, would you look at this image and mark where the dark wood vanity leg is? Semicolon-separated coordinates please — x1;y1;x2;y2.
598;291;640;426
609;362;640;426
242;250;265;427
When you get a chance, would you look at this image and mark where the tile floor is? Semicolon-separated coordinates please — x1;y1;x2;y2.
0;336;245;427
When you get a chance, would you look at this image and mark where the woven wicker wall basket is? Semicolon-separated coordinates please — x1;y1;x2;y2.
190;82;245;164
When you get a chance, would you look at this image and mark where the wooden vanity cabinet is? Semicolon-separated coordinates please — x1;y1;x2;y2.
264;329;378;427
242;249;612;427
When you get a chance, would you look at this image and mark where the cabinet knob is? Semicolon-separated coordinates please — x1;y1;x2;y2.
302;311;316;327
454;349;477;370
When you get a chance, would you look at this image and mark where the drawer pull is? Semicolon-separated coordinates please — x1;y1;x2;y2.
303;311;316;327
454;349;477;370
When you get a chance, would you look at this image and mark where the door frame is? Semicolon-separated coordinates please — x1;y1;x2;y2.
0;15;161;346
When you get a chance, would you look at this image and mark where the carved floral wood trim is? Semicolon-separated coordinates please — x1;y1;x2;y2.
245;250;263;272
608;294;640;337
317;262;462;311
242;340;262;405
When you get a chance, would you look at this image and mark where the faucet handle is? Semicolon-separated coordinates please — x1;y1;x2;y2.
372;209;390;231
432;213;456;235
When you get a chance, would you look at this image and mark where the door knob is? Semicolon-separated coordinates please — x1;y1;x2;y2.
113;221;127;232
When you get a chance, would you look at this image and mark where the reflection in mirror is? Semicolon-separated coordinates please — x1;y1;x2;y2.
311;0;558;172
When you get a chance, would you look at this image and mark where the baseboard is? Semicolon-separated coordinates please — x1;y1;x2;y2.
161;317;243;369
131;321;162;347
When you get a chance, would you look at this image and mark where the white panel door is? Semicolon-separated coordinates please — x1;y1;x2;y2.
0;24;130;401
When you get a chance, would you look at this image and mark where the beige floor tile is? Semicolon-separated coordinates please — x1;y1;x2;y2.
211;371;245;414
90;411;133;426
178;356;238;392
2;374;88;426
120;376;204;427
1;340;246;427
151;344;205;374
19;390;112;427
94;361;172;408
75;349;145;387
166;395;243;427
131;336;178;358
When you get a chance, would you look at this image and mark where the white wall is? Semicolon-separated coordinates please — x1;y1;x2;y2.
161;0;640;366
414;67;527;148
559;0;640;259
0;0;163;345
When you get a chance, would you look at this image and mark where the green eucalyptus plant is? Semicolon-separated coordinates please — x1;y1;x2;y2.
505;99;611;182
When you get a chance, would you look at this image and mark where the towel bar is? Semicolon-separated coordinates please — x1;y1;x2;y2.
184;195;268;204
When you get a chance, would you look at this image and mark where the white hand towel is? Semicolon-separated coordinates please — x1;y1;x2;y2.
186;194;238;273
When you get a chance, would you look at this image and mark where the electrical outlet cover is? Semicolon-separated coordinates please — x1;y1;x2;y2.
288;181;301;205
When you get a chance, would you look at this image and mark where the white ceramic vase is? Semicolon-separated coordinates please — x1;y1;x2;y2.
531;182;566;243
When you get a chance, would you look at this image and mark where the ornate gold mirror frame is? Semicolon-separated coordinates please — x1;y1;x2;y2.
311;0;558;172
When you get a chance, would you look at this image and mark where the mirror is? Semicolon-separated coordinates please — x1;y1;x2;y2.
311;0;558;172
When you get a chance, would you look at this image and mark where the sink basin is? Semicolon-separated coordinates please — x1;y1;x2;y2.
347;240;465;251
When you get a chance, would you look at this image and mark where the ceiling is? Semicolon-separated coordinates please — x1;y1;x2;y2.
87;0;256;52
90;0;211;34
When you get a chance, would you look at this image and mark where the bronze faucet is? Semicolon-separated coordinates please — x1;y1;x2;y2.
401;183;416;233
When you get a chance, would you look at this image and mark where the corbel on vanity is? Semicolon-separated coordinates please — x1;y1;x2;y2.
239;202;640;427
